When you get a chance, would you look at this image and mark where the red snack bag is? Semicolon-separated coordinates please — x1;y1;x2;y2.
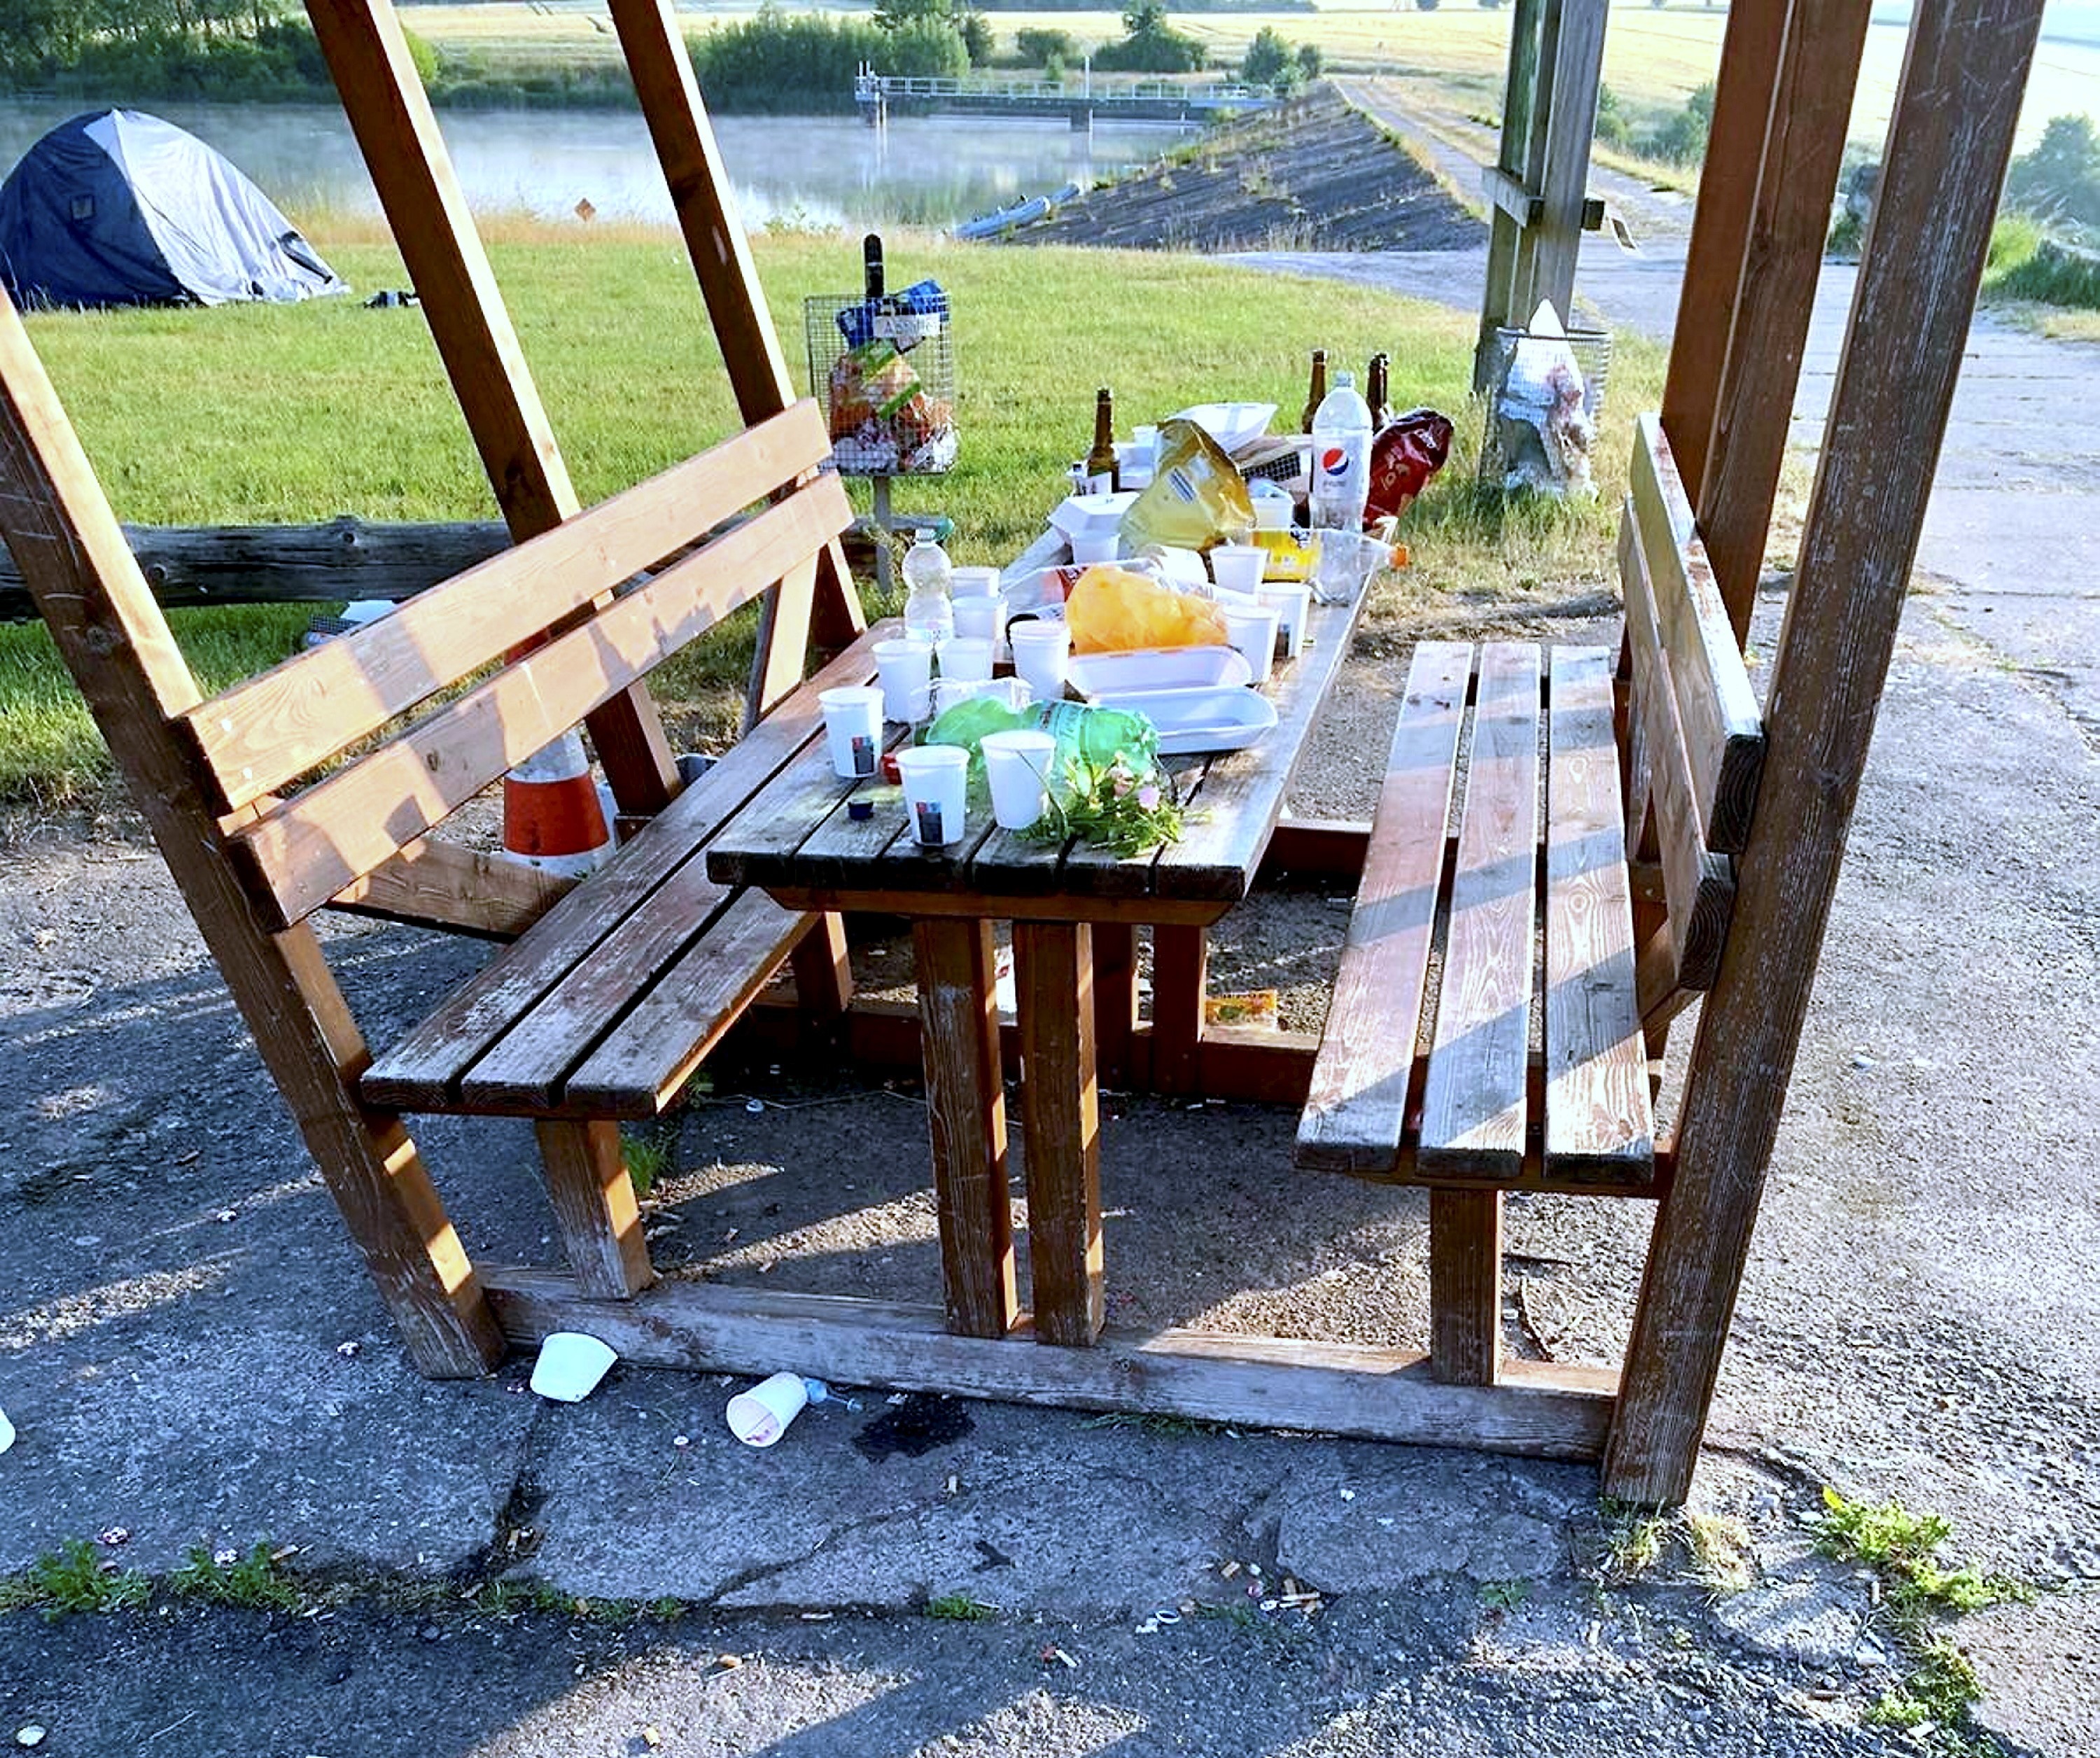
1364;409;1455;523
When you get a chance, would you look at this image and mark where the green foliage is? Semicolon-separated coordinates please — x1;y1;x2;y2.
689;6;965;115
1478;1579;1530;1610
1238;26;1296;90
1094;3;1206;74
1017;25;1077;64
1645;81;1714;167
1593;83;1631;148
925;1592;996;1619
1023;751;1186;858
1294;41;1322;78
0;3;350;100
622;1133;669;1199
958;11;995;66
2004;113;2100;232
169;1541;303;1610
0;1540;151;1621
875;0;955;29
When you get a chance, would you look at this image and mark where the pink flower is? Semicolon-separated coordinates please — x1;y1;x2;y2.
1112;772;1133;798
1137;783;1161;811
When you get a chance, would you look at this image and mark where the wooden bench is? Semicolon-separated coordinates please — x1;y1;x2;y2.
1297;413;1767;1386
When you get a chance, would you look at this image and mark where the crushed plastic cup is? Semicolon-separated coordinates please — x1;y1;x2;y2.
1209;543;1268;595
981;729;1059;830
1009;620;1071;702
895;744;969;846
528;1332;617;1402
936;635;994;683
1222;601;1281;688
1256;581;1312;662
874;636;934;724
818;685;883;780
725;1371;816;1447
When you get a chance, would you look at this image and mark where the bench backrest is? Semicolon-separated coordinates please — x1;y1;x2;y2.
167;398;848;929
1616;414;1766;1021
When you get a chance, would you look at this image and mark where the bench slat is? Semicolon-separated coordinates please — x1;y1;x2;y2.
1629;414;1765;853
1620;510;1736;991
360;630;881;1115
1296;642;1471;1175
182;400;831;813
1418;643;1541;1182
232;476;850;928
1543;646;1655;1181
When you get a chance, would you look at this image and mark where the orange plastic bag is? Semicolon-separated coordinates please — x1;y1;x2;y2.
1064;564;1229;654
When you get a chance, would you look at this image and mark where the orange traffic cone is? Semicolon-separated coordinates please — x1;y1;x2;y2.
501;730;612;877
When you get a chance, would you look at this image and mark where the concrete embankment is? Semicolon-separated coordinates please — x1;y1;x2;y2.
1006;85;1483;254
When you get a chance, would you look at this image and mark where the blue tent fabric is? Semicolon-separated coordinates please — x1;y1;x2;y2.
0;110;345;310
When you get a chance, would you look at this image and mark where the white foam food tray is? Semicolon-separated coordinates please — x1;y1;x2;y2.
1069;646;1252;697
1170;401;1279;456
1091;685;1278;755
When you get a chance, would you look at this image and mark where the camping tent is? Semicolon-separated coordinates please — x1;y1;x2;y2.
0;110;345;310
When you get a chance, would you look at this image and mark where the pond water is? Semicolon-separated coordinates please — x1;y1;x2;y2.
0;98;1189;232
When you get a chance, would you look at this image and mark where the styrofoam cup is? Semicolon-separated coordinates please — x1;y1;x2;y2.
936;635;994;683
1210;543;1268;595
895;744;969;846
1256;581;1312;662
874;636;934;723
725;1370;811;1447
950;592;1002;649
950;564;1002;599
1070;531;1119;565
981;729;1059;830
528;1332;617;1402
1009;620;1071;702
818;685;883;780
1222;601;1282;688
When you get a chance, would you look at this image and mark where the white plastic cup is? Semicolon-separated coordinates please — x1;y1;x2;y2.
0;1406;14;1455
818;685;883;780
936;635;994;683
950;592;1003;650
528;1332;618;1402
1009;620;1071;702
874;636;934;724
1256;581;1312;662
1070;531;1119;566
981;729;1059;831
725;1371;812;1447
950;564;1002;599
1210;543;1268;595
895;745;970;846
1223;601;1282;688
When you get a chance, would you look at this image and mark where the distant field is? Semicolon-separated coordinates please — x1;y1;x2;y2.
405;1;2099;152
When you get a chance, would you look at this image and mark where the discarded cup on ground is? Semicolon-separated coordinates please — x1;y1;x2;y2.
874;636;934;724
1009;620;1072;702
725;1371;816;1448
528;1332;617;1402
818;685;883;781
1256;580;1312;661
981;729;1060;831
0;1407;14;1455
1222;601;1282;688
1209;543;1268;595
950;564;1002;599
936;635;994;683
895;744;969;847
950;592;1003;650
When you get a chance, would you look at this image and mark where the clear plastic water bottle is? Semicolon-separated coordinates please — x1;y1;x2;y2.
1308;368;1373;533
901;531;955;646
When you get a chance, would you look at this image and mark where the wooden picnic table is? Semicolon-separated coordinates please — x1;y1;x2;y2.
706;585;1370;1348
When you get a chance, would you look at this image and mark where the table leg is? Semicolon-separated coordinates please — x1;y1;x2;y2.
1150;923;1209;1097
911;918;1020;1337
1013;921;1105;1346
1091;922;1140;1089
1429;1189;1502;1386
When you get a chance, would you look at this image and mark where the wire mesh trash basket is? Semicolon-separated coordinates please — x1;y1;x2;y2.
805;234;956;480
1480;323;1611;496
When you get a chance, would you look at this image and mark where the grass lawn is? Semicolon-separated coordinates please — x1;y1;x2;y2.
2;218;1661;808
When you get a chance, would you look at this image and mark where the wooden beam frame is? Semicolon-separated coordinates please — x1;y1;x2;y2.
1606;0;2049;1504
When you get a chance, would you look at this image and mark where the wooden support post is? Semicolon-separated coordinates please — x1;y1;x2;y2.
911;919;1021;1338
1429;1190;1502;1386
608;0;869;703
789;911;855;1024
1475;0;1548;393
533;1120;655;1299
1695;0;1875;643
0;293;503;1378
1511;0;1608;333
1149;924;1209;1097
1091;923;1142;1089
1660;0;1793;503
1014;922;1105;1346
303;0;680;818
1605;0;2048;1505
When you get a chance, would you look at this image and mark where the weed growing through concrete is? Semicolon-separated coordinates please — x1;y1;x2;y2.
923;1593;995;1621
0;1540;151;1620
169;1542;303;1611
622;1133;670;1199
1813;1488;2029;1745
1478;1579;1530;1612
